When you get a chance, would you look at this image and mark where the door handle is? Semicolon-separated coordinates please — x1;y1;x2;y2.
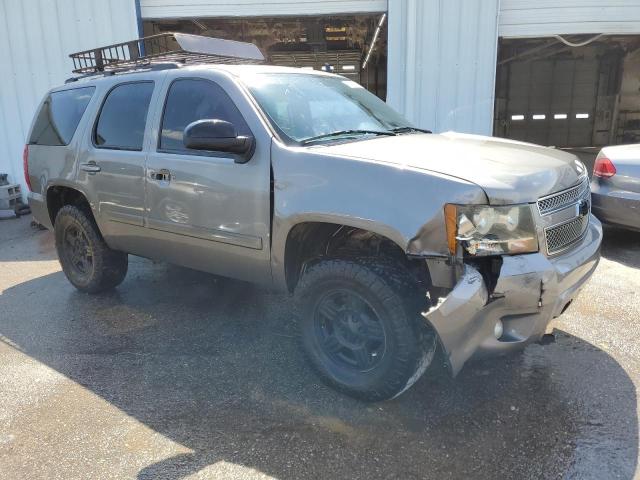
149;168;171;182
80;162;101;174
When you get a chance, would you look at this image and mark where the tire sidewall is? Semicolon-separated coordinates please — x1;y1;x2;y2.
298;261;422;399
54;206;107;292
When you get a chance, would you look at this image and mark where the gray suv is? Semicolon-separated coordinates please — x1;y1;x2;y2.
26;43;602;401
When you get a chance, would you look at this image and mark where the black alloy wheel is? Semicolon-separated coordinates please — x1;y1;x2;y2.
54;204;128;293
314;289;387;372
62;224;94;279
296;259;437;401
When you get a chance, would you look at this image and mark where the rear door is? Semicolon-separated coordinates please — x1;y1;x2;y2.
76;80;157;250
143;73;272;284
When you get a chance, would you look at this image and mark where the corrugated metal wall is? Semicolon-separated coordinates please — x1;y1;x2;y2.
386;0;500;135
0;0;138;193
140;0;387;18
3;0;638;195
499;0;640;37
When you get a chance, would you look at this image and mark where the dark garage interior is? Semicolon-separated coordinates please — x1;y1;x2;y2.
143;14;388;99
494;35;640;167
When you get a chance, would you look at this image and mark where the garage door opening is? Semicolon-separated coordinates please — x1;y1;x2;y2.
143;14;388;99
494;35;640;164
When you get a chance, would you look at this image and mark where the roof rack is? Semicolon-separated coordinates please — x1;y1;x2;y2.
69;33;264;74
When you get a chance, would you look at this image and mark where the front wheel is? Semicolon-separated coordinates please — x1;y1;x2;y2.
54;205;128;293
296;259;436;401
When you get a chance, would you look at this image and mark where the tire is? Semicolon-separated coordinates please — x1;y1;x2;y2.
296;259;436;402
54;204;128;293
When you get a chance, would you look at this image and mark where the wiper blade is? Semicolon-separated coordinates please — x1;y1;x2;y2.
301;129;396;145
389;126;432;134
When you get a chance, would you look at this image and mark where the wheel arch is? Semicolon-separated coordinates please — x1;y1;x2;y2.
46;184;93;226
280;216;422;293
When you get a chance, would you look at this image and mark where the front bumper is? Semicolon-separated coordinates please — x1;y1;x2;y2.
424;214;602;375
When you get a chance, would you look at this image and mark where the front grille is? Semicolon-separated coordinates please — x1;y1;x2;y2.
545;215;589;255
537;177;590;216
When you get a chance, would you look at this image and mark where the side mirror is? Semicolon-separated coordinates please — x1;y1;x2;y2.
183;119;255;163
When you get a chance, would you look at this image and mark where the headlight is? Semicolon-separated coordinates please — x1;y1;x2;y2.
444;204;539;256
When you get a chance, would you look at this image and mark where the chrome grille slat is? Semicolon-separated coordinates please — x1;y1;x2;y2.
545;215;589;255
537;177;590;216
537;176;591;256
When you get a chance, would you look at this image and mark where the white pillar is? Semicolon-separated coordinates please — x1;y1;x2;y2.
386;0;500;135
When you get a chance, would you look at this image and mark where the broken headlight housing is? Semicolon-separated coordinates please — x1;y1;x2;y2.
445;204;539;256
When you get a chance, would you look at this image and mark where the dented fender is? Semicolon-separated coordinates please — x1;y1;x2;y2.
269;139;487;291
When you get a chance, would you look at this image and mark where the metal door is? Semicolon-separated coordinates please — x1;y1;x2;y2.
76;80;157;246
143;73;272;285
503;58;598;147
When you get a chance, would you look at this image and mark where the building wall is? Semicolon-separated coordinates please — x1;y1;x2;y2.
3;0;640;196
140;0;387;18
0;0;139;192
386;0;500;135
499;0;640;37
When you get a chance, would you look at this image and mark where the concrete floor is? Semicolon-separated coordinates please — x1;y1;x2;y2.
1;215;639;479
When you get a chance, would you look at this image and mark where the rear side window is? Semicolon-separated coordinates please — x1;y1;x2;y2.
29;87;95;146
94;82;154;150
159;79;250;152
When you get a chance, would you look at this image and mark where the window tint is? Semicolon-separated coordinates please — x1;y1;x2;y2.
29;87;95;146
160;79;250;152
95;82;154;150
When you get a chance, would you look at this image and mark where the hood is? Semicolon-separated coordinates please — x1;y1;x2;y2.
318;131;587;204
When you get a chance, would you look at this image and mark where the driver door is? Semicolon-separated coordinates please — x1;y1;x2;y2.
143;75;272;284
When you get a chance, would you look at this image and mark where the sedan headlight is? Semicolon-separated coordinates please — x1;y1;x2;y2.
444;204;539;256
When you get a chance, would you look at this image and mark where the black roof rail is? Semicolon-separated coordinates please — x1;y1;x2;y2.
69;33;264;74
64;62;181;84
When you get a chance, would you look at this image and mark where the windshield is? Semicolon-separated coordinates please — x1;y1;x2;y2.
242;73;414;144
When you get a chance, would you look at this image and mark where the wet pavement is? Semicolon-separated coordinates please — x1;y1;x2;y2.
1;215;639;479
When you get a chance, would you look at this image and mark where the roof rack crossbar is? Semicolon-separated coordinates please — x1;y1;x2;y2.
69;33;264;74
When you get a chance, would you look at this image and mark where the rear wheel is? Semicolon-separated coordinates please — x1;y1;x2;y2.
296;259;436;401
54;205;128;293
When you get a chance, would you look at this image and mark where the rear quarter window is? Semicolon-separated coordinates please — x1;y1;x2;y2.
29;87;95;146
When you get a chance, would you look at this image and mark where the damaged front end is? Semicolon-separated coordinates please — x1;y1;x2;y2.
419;211;602;376
424;256;549;375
